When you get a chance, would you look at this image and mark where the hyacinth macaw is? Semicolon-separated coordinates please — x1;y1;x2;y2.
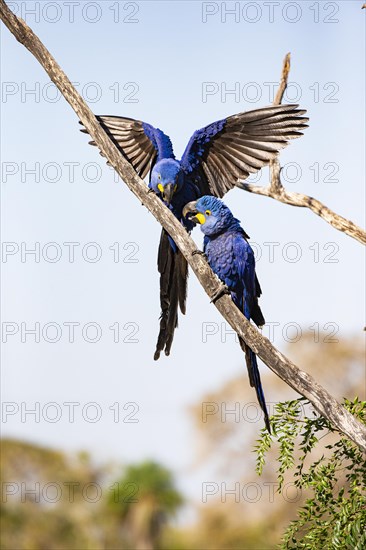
183;195;270;432
81;104;308;360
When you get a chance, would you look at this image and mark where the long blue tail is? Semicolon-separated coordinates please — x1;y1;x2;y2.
240;339;271;433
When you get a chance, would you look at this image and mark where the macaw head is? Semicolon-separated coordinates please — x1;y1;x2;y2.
183;195;234;236
150;159;182;204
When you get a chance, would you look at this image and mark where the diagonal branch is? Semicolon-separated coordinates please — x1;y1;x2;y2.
236;53;366;246
1;0;365;451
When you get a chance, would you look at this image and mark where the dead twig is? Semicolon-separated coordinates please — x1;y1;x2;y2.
237;53;366;246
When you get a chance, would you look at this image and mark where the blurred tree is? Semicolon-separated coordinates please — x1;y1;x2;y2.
1;440;183;550
107;461;183;550
0;439;108;549
179;333;366;549
1;334;363;549
190;333;365;468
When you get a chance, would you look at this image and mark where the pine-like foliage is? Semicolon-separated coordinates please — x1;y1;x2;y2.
254;397;366;549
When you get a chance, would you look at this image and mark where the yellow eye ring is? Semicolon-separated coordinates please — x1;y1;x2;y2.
205;210;211;216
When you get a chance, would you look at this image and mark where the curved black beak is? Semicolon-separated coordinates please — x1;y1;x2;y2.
162;183;175;204
183;201;199;224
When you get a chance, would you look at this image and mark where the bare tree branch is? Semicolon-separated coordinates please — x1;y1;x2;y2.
1;0;365;451
274;52;291;106
237;179;366;245
268;52;291;195
236;53;366;246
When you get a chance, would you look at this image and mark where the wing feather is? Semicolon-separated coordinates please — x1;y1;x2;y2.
180;104;308;196
80;116;174;179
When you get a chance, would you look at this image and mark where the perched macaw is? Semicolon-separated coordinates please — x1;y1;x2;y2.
81;104;308;360
183;195;270;432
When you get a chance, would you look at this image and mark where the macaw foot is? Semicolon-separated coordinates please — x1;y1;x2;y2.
192;249;207;259
147;187;155;194
210;283;230;303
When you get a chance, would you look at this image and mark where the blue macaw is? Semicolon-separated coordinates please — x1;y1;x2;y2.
81;104;307;360
183;195;270;432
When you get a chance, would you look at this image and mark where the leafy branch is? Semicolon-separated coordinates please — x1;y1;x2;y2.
255;398;366;549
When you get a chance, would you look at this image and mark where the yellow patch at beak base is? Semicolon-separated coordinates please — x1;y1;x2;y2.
195;213;206;225
158;183;164;193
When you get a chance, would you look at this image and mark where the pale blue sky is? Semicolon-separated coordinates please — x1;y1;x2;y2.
1;0;365;508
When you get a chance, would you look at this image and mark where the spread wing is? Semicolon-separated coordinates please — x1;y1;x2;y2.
180;104;308;197
80;116;174;179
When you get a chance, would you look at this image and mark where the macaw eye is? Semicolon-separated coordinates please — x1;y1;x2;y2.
205;210;211;216
158;174;161;180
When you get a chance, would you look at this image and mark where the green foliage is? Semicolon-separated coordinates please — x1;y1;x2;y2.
108;460;183;516
254;397;366;549
107;460;183;549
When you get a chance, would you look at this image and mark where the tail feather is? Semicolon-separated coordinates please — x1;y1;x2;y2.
251;301;265;328
251;275;265;327
154;229;188;360
240;338;271;432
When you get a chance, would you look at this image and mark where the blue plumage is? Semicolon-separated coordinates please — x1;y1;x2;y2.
81;104;307;362
149;158;200;225
183;196;270;432
180;118;226;173
142;123;175;161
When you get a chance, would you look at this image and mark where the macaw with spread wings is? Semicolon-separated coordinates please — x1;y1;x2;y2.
81;104;308;359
